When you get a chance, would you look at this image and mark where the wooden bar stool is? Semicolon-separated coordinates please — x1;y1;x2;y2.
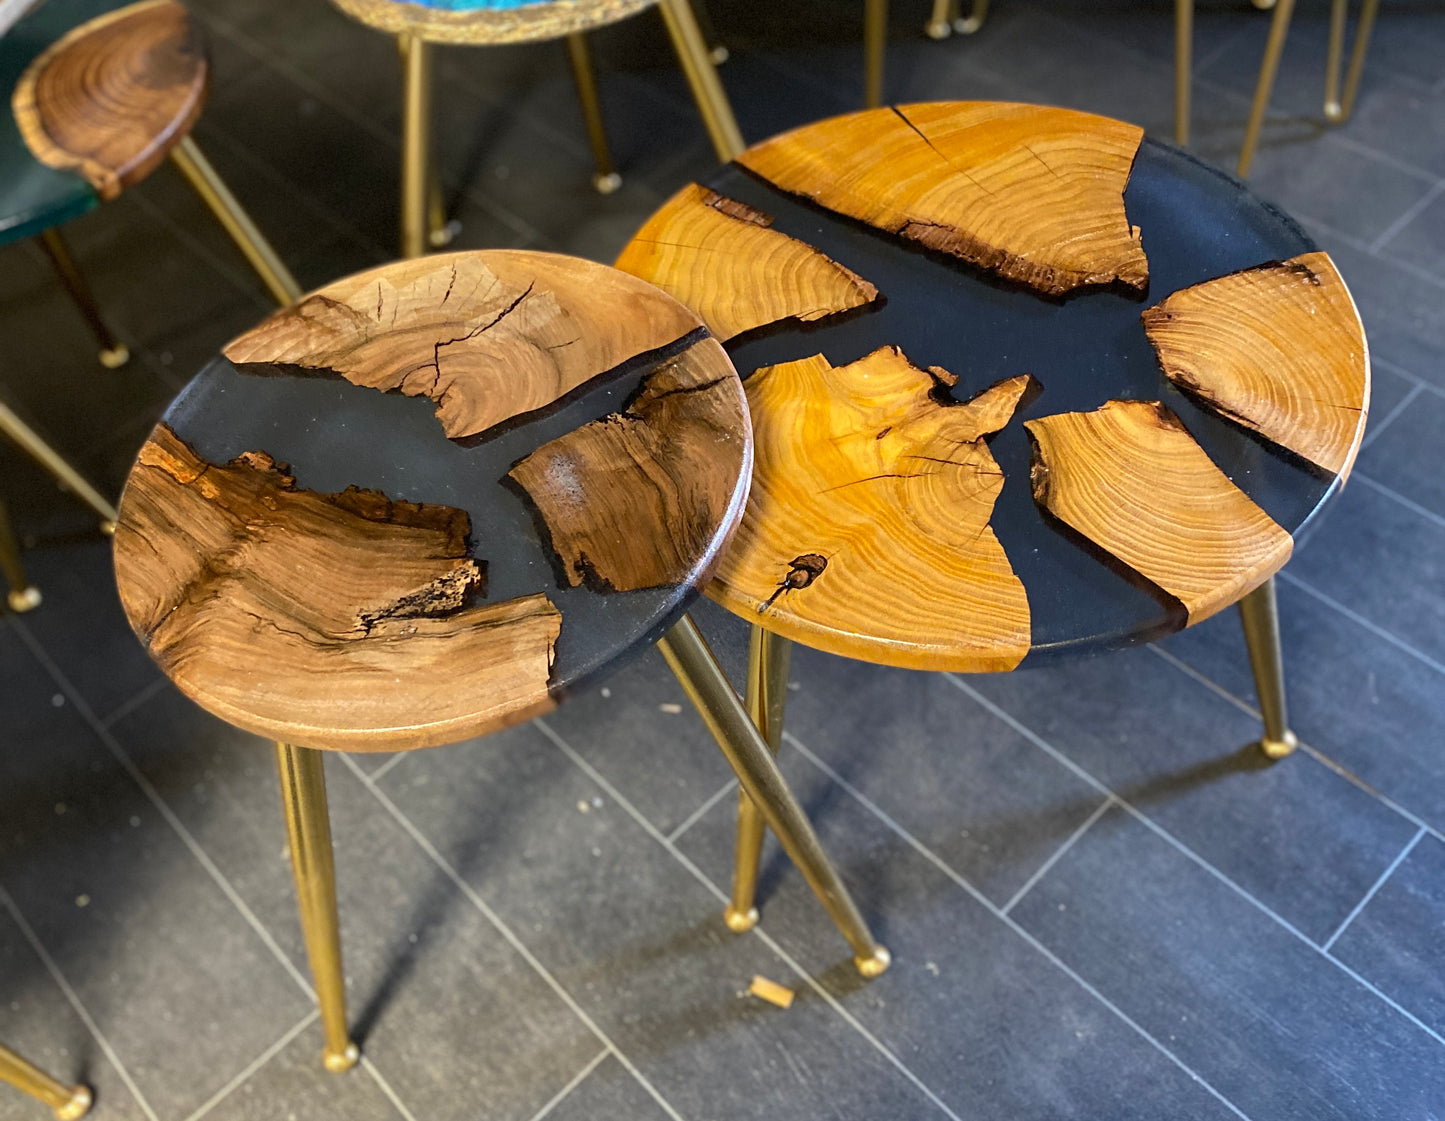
112;249;887;1072
0;1042;91;1119
617;101;1369;940
325;0;744;258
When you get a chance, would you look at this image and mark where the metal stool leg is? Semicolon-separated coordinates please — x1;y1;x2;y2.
1327;0;1379;122
565;34;622;195
168;137;301;306
657;616;890;977
275;743;359;1073
723;625;791;932
36;230;128;369
926;0;954;39
956;0;988;35
863;0;887;109
687;0;728;63
0;399;116;531
657;0;745;162
0;497;41;612
0;1044;91;1119
398;34;434;260
1238;577;1298;760
1237;0;1296;177
1175;0;1192;145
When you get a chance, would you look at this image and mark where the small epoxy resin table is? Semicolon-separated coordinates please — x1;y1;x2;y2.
618;100;1370;936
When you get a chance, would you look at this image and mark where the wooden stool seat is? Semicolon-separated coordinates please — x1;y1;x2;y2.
113;250;751;752
331;0;657;45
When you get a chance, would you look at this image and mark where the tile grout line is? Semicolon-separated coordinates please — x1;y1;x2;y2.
523;1047;609;1121
125;186;275;313
1372;355;1440;395
1000;796;1116;916
180;1009;319;1121
359;1056;422;1121
1322;826;1426;954
776;733;1253;1121
1277;569;1445;679
1352;471;1445;532
0;885;162;1121
1299;215;1445;293
943;672;1445;1051
340;752;690;1121
1359;383;1424;450
366;753;408;785
666;778;738;843
1368;180;1445;253
100;676;172;729
531;717;968;1121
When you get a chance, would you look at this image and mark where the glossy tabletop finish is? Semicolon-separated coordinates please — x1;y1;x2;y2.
112;250;751;751
329;0;655;44
620;104;1370;669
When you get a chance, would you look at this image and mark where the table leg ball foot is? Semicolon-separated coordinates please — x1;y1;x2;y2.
52;1085;92;1121
323;1043;360;1074
854;946;891;979
1260;731;1298;760
723;904;759;933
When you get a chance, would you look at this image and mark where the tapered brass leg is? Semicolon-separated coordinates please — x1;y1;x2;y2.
0;497;41;612
1238;577;1298;760
657;0;745;162
399;34;434;260
427;175;458;247
565;34;622;195
168;137;301;306
0;399;116;531
657;616;889;977
1324;0;1347;119
1237;0;1296;177
1175;0;1193;145
956;0;988;35
926;0;955;39
687;0;728;64
863;0;887;109
275;743;359;1073
35;230;128;369
1327;0;1379;122
0;1044;92;1120
723;625;793;932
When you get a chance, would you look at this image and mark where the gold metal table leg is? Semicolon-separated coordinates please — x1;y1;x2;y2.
956;0;988;35
724;624;791;932
1174;0;1192;146
657;0;745;162
1238;577;1298;760
36;229;128;369
1325;0;1379;123
1237;0;1296;178
169;136;301;306
0;399;116;532
863;0;887;109
925;0;954;39
0;497;41;612
275;743;359;1073
657;616;890;977
399;34;434;260
565;33;622;195
0;1044;92;1119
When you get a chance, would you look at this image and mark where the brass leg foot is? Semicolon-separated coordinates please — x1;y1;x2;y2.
956;0;987;34
1238;577;1298;762
0;1045;92;1119
723;904;759;933
0;497;41;612
1260;731;1299;760
591;171;623;195
98;344;130;369
926;0;955;37
854;945;891;978
8;587;42;612
53;1085;93;1121
323;1042;360;1074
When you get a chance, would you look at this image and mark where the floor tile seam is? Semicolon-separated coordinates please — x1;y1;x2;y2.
7;618;318;1002
358;1056;422;1121
530;717;968;1121
1323;131;1445;188
1321;826;1426;954
999;794;1117;916
523;1047;609;1121
1145;643;1445;848
1299;214;1445;292
179;1009;319;1121
100;677;172;730
1358;382;1424;449
338;751;689;1121
776;732;1254;1121
0;885;162;1121
1276;569;1445;679
366;752;407;785
1371;355;1435;392
941;672;1445;1050
665;777;739;843
1351;470;1445;531
1368;179;1445;253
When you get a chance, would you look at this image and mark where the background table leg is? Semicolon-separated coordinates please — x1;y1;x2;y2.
0;497;41;613
1237;577;1299;760
656;0;745;162
1237;0;1296;177
863;0;887;108
0;399;116;532
36;230;128;369
398;34;434;260
565;33;622;195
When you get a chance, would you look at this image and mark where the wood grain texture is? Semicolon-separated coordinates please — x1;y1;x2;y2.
508;336;751;592
223;251;704;441
734;101;1148;297
708;346;1032;672
1026;399;1293;624
329;0;655;45
1142;251;1370;477
114;423;562;752
614;183;879;341
12;0;206;200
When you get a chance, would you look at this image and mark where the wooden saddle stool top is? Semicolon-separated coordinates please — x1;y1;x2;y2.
328;0;658;45
617;101;1370;674
112;250;752;753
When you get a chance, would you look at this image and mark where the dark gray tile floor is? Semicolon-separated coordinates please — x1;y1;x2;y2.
2;0;1443;1117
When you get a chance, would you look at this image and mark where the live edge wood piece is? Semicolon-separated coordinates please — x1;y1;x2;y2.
223;251;704;440
115;424;561;752
1026;399;1293;624
734;101;1149;297
12;0;206;200
1142;251;1370;477
613;183;879;341
708;346;1033;673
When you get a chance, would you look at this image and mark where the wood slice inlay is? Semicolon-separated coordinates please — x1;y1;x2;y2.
735;101;1148;297
223;252;704;441
1026;400;1293;624
708;346;1032;672
614;183;880;341
508;337;751;593
12;0;207;200
1142;251;1370;477
114;423;562;751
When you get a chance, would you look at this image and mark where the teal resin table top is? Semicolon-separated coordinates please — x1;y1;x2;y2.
328;0;656;45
